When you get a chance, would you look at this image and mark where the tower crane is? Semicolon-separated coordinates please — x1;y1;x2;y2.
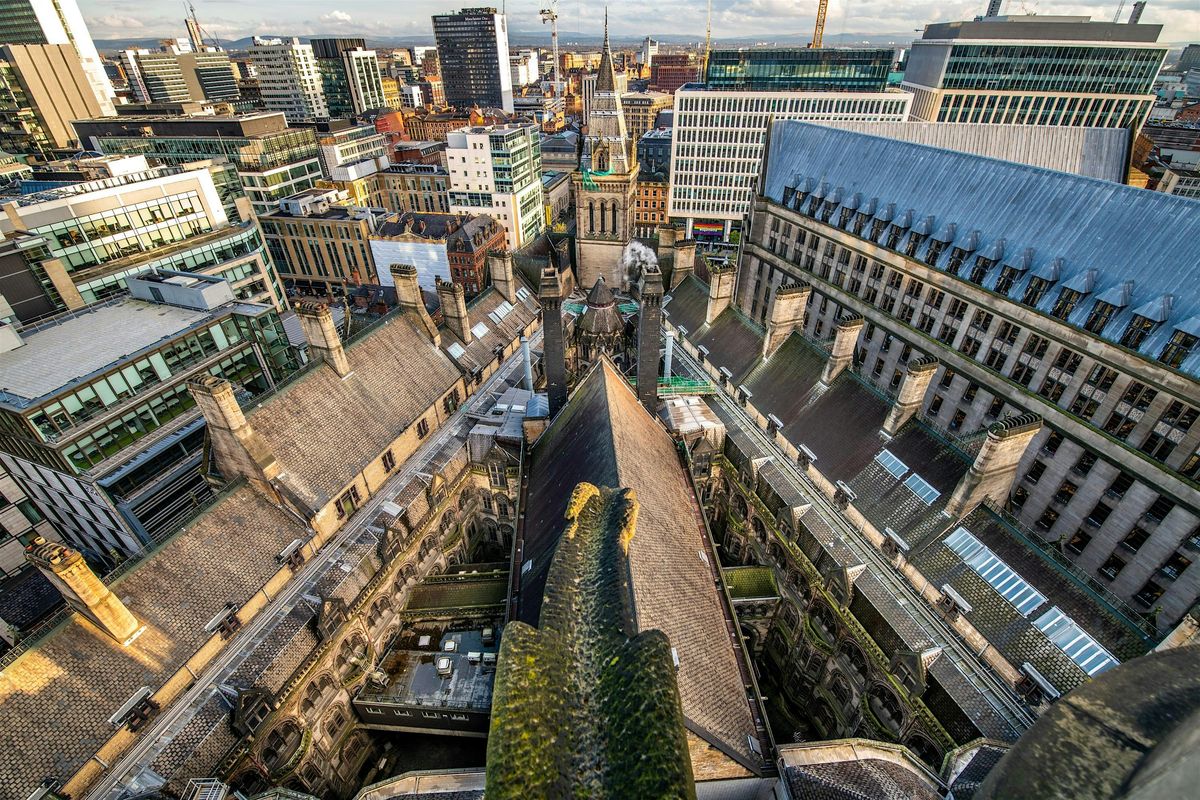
540;2;561;95
810;0;829;48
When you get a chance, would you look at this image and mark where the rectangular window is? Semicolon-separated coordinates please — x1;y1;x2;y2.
416;418;430;439
382;450;396;471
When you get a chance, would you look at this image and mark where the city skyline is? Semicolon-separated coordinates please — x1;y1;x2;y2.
79;0;1200;45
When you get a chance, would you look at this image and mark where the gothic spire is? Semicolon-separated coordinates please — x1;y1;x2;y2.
596;6;617;92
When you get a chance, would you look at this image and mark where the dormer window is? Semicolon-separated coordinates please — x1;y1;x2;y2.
1121;315;1157;349
1051;288;1084;320
806;194;822;217
1084;301;1118;334
1022;276;1054;307
995;266;1021;296
924;239;948;266
851;212;869;235
838;207;853;229
1160;329;1199;369
885;224;905;249
969;256;995;284
869;218;887;242
946;247;971;276
904;231;927;257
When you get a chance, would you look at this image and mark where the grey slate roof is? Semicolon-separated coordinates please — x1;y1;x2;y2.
763;122;1200;377
783;758;941;800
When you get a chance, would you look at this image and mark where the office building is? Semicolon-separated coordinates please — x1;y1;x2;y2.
0;43;103;157
373;162;452;215
642;36;659;69
636;127;672;238
0;0;115;115
902;15;1168;130
259;187;380;295
1159;166;1200;198
314;122;390;205
433;7;514;113
539;129;580;173
446;122;544;250
0;465;55;579
0;270;297;555
510;48;540;87
73;113;324;218
178;50;239;102
573;26;637;287
620;90;673;143
120;48;191;104
736;120;1200;627
668;86;911;241
637;127;672;178
311;38;386;117
0;163;286;314
514;93;565;131
649;52;698;92
247;37;328;123
705;47;893;92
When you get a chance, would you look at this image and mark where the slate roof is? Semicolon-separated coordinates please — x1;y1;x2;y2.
783;757;940;800
0;485;302;797
521;360;762;771
664;275;767;386
440;285;539;374
762;122;1200;378
248;311;463;509
0;567;63;630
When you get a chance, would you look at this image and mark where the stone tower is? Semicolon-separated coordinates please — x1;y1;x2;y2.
573;12;639;289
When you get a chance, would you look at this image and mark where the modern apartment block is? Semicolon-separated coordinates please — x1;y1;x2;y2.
737;121;1200;629
432;7;514;113
179;50;240;101
314;122;390;205
73;113;324;218
446;123;544;250
120;48;192;104
247;37;329;123
705;47;894;92
311;38;386;117
901;15;1168;131
0;163;286;314
0;43;103;157
668;86;911;241
0;270;297;557
0;0;115;115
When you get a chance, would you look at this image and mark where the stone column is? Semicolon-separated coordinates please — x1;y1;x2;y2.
436;278;472;344
539;267;568;416
27;538;140;643
821;315;865;385
637;265;664;410
189;375;280;486
706;263;736;325
882;357;939;436
488;250;517;303
390;263;439;343
296;301;351;377
762;282;811;360
945;413;1043;519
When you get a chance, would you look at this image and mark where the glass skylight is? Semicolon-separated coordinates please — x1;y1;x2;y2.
945;527;1046;616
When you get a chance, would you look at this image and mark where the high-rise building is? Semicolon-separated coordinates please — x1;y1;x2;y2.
573;23;637;288
510;48;540;87
705;47;893;92
668;86;912;241
73;113;324;218
311;38;386;117
432;7;514;113
121;48;192;104
247;37;328;123
902;15;1168;131
446;122;543;250
178;50;239;101
0;0;115;115
582;69;629;126
641;36;659;69
0;43;103;157
314;122;390;205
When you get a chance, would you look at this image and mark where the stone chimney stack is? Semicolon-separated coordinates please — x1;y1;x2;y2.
390;263;439;344
945;413;1043;518
670;239;697;290
820;315;865;385
27;537;140;643
539;266;568;416
637;265;664;410
762;282;811;360
296;301;351;377
189;376;280;487
436;278;472;344
488;250;517;303
706;263;736;325
883;357;939;436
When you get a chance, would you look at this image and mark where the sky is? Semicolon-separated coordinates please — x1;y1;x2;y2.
79;0;1199;44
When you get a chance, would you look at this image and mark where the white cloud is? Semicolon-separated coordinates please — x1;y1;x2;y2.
320;10;353;24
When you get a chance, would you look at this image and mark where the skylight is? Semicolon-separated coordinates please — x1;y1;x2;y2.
446;342;466;359
471;321;489;338
945;527;1046;617
903;473;940;505
488;300;515;324
874;449;909;479
516;286;531;301
1035;607;1118;676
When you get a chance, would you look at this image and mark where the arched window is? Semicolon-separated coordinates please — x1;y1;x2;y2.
588;200;595;234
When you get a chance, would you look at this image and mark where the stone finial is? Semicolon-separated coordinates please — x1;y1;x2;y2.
390;263;439;343
189;376;280;485
762;281;812;360
944;413;1044;518
882;356;939;436
705;264;736;325
488;250;517;303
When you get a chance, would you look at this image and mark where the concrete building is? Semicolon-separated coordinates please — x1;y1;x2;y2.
373;162;452;215
1159;166;1200;198
0;43;103;157
313;122;390;205
73;113;324;218
433;6;514;113
0;0;115;115
446;123;544;250
902;15;1168;131
0;163;285;313
178;50;239;102
734;120;1200;629
120;48;191;104
247;37;328;123
510;48;540;87
620;90;673;143
635;128;672;238
311;38;386;118
705;47;893;92
259;187;379;295
540;129;580;173
0;271;297;555
668;86;911;242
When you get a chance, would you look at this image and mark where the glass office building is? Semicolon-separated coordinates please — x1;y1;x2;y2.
704;48;893;92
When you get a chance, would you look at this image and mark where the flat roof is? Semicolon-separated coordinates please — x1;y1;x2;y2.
0;298;221;407
372;626;500;709
919;15;1163;43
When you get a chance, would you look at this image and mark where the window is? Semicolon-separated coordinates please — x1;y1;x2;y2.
1022;276;1054;307
1120;315;1157;349
1119;527;1149;553
1034;607;1117;676
1086;501;1113;528
1160;329;1199;369
382;450;396;472
488;461;506;488
1042;431;1064;455
1023;334;1049;358
1053;481;1078;506
945;527;1046;615
1071;453;1097;476
1025;460;1046;485
1051;288;1083;320
1097;554;1125;581
1084;365;1117;392
987;397;1005;418
929;394;944;415
875;449;910;479
1133;580;1165;607
416;418;430;439
1145;496;1175;524
940;368;956;389
1065;530;1091;555
1160;553;1191;581
1107;472;1134;499
1084;301;1118;334
1036;508;1060;531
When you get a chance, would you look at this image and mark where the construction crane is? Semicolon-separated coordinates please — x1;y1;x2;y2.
540;2;561;95
702;0;712;80
185;2;220;51
1112;0;1126;23
810;0;829;49
1128;0;1146;23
